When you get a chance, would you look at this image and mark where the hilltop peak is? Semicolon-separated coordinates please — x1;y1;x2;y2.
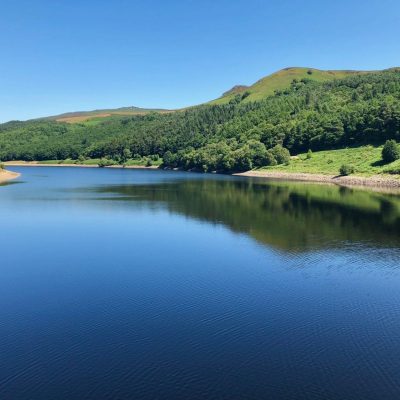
222;85;250;97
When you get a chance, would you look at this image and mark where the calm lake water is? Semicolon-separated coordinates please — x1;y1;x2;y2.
1;167;400;400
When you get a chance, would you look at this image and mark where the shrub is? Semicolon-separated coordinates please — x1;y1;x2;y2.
306;149;312;159
98;158;116;168
339;164;355;176
241;91;251;100
382;140;400;163
146;158;153;167
385;168;400;175
271;145;290;165
0;162;4;170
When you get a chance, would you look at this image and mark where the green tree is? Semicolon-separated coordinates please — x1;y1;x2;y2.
247;140;268;167
122;148;132;163
271;145;291;165
232;146;253;171
382;140;400;163
163;151;177;168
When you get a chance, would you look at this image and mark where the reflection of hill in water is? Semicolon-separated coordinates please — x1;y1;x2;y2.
95;178;400;251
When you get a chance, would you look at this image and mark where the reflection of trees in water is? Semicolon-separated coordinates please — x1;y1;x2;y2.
96;178;400;251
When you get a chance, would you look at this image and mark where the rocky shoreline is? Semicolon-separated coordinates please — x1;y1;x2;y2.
234;170;400;192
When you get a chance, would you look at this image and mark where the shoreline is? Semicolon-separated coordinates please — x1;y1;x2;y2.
0;169;20;183
4;161;400;193
234;170;400;191
4;161;159;169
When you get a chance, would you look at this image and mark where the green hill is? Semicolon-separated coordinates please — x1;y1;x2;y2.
41;68;374;123
210;67;371;105
37;68;375;123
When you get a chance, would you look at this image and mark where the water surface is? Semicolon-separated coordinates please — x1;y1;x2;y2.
1;167;400;399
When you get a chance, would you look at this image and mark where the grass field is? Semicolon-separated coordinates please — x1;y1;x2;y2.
124;158;163;167
261;146;400;176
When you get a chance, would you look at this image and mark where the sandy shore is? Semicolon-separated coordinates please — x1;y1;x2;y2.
0;169;20;183
235;170;400;191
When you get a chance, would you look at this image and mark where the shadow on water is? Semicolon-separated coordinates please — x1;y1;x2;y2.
90;177;400;251
0;180;24;188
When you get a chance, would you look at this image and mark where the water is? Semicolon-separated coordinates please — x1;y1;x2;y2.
1;166;400;400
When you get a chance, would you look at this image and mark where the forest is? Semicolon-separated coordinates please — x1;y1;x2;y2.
1;69;399;172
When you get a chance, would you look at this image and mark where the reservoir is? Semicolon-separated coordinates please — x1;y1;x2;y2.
1;167;400;399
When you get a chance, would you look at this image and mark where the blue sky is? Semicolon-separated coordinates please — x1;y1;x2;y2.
1;0;399;122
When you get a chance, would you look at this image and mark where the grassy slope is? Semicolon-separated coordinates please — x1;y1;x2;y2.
260;146;400;176
210;67;369;105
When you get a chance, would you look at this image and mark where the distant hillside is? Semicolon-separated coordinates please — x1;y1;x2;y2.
210;67;372;105
37;68;375;123
45;106;170;123
37;68;377;123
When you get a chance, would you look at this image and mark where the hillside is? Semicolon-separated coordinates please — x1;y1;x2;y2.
210;67;371;105
263;146;400;176
0;67;399;178
44;106;170;124
34;67;374;123
39;68;373;123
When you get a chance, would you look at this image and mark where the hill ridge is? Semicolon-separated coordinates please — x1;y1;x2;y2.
43;105;170;124
20;66;400;123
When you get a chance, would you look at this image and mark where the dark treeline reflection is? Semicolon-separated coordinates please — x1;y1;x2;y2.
95;178;400;251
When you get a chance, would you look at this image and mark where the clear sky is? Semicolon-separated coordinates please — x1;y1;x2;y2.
1;0;399;122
